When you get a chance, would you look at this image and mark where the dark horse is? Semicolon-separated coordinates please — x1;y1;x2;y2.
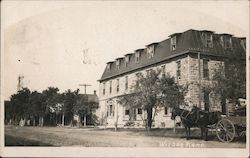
171;106;221;140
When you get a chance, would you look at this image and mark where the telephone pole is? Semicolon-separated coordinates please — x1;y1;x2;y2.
17;75;24;91
79;84;92;94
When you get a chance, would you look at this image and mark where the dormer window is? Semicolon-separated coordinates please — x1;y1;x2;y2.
171;36;177;51
225;37;232;49
201;32;213;48
116;59;121;70
135;49;143;63
220;34;232;50
107;63;111;72
240;38;246;51
146;43;157;59
125;54;132;67
135;52;140;63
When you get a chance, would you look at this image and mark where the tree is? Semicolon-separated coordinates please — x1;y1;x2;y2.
41;87;60;126
210;59;246;105
61;89;80;126
73;95;99;127
29;91;44;126
8;88;31;125
118;69;186;130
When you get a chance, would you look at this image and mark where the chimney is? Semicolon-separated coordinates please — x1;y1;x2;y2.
94;90;96;95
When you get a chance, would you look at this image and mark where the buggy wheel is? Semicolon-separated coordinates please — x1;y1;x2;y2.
216;119;235;142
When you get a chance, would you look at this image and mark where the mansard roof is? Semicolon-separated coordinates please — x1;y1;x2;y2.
99;29;246;82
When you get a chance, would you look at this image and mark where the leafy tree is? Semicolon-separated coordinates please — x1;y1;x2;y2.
8;88;31;125
41;87;60;126
29;91;45;126
210;59;246;104
61;89;80;126
73;95;99;126
118;69;186;130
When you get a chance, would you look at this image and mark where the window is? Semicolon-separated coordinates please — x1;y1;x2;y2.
146;69;152;76
225;37;232;50
203;59;209;79
202;33;213;48
116;60;120;70
107;63;111;72
176;61;181;79
125;109;130;115
125;55;130;67
161;65;166;77
135;51;140;63
171;36;177;51
102;82;105;95
109;81;112;94
108;105;114;117
138;108;142;115
147;45;155;59
116;79;119;92
125;76;128;90
135;73;140;87
240;39;246;51
164;107;168;115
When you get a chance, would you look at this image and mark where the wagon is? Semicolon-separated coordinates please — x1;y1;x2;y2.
215;105;246;142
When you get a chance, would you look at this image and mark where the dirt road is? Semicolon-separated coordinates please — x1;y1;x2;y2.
5;125;246;148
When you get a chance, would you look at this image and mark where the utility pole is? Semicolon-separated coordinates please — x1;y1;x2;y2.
17;75;24;91
79;84;92;94
79;84;92;127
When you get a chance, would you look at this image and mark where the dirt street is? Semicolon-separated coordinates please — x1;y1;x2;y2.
5;125;246;148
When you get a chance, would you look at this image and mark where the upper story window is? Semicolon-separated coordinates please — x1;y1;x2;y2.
225;37;232;49
146;69;152;76
135;73;140;87
116;79;119;92
240;38;246;51
125;55;131;67
147;44;157;59
102;82;106;95
135;52;140;63
116;59;121;70
171;36;177;51
107;63;111;72
176;61;181;79
109;80;112;94
161;65;166;77
125;76;128;90
220;35;232;50
138;108;142;115
203;59;209;79
201;32;213;48
135;49;143;63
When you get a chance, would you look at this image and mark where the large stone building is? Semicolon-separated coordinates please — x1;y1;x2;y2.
98;29;246;128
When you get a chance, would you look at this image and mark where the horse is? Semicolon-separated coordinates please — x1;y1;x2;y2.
171;106;221;140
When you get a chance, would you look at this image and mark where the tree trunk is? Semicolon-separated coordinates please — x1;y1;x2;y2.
62;113;65;126
39;116;44;127
146;107;153;131
84;115;87;127
33;119;36;126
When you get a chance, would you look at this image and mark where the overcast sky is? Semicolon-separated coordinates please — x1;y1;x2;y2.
2;1;249;100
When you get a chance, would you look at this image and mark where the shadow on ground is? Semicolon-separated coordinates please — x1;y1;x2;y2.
5;135;53;146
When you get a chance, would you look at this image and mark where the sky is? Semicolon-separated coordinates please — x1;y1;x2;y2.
1;1;249;100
